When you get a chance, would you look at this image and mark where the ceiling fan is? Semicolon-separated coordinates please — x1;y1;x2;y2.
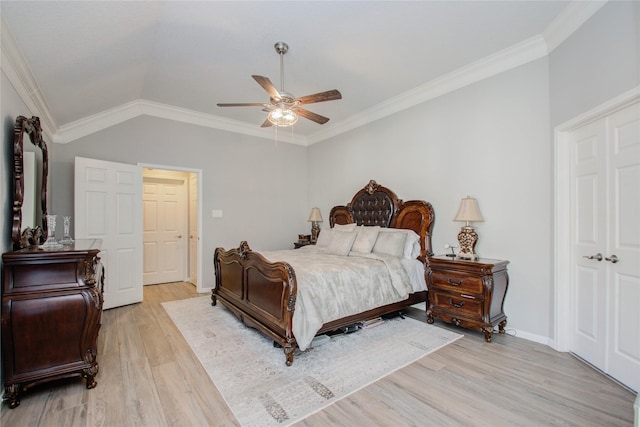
217;42;342;128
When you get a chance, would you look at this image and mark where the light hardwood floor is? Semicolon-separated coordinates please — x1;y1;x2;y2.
1;282;636;426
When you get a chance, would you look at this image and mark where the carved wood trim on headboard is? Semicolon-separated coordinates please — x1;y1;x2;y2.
329;180;435;260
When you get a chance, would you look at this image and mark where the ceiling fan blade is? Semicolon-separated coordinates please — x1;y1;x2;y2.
297;89;342;105
295;108;330;125
217;103;266;107
252;75;281;100
260;118;273;128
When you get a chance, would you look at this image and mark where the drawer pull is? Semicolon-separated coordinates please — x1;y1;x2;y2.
448;298;465;308
447;278;463;286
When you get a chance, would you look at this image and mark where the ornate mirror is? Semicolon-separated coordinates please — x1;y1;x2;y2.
12;116;48;250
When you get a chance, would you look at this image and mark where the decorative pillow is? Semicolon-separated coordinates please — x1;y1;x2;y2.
315;228;334;247
376;228;422;259
333;223;357;232
326;230;357;256
403;229;422;259
351;225;381;254
372;230;406;258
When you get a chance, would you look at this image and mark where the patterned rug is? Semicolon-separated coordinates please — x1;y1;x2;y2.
162;296;462;426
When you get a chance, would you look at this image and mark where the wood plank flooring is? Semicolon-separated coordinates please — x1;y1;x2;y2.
1;282;636;426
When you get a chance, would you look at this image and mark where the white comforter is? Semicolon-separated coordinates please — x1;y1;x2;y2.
260;246;426;350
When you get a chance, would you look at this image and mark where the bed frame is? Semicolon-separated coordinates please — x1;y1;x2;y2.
212;180;435;365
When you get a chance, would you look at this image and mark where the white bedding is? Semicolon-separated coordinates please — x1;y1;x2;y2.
260;245;427;350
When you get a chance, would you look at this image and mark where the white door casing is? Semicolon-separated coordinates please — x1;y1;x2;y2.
75;157;143;310
143;176;187;285
556;92;640;393
139;163;204;293
188;174;199;286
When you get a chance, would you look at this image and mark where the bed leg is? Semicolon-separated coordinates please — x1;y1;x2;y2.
211;293;217;306
284;345;295;366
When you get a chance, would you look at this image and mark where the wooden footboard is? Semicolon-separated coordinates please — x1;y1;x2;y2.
213;241;299;365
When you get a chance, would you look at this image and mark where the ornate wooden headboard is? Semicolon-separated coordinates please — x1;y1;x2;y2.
329;180;435;260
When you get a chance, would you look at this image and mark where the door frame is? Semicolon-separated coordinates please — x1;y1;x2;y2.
553;85;640;352
139;162;204;294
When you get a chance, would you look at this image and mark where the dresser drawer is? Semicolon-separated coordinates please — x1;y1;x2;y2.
430;291;483;318
430;270;483;295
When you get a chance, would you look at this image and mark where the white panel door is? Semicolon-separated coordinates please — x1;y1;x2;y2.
570;102;640;392
143;177;186;285
75;157;143;310
606;103;640;392
571;119;608;369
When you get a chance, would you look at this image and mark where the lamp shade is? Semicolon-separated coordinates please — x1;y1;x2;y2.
307;207;323;222
454;197;484;223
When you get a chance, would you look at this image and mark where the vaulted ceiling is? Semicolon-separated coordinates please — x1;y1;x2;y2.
1;1;603;145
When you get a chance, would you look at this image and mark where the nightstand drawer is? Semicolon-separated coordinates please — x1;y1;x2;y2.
430;291;482;318
430;271;483;294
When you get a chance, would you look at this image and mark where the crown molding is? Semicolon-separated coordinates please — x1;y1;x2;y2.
53;100;306;145
2;1;606;147
543;1;608;53
307;34;548;145
1;13;58;141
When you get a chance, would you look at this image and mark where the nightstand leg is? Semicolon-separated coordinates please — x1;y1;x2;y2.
426;311;434;324
499;319;507;334
483;328;493;342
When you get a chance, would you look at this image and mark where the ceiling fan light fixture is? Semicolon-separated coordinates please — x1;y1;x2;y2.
217;41;341;128
268;108;298;127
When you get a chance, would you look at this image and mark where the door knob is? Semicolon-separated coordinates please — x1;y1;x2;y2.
177;235;182;239
605;254;619;263
583;253;603;261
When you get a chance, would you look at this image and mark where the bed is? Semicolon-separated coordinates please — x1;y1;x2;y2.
212;180;435;365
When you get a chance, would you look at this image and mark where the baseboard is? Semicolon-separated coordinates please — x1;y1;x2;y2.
510;328;554;347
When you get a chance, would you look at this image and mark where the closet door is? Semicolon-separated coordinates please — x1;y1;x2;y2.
571;119;607;370
605;104;640;391
570;102;640;393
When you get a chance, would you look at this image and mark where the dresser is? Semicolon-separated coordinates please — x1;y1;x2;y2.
426;256;509;342
1;239;104;408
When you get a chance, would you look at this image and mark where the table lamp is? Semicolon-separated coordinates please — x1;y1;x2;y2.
307;208;323;243
454;196;484;260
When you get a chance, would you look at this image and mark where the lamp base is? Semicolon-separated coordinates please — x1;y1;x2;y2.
457;226;479;260
310;222;320;243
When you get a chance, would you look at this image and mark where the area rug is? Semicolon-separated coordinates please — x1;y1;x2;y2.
162;296;462;426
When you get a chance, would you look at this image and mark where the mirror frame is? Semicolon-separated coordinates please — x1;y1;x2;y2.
12;115;48;250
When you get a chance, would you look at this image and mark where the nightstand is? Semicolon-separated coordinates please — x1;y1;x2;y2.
426;255;509;342
293;241;314;249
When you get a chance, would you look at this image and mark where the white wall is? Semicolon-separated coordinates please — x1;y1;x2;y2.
549;1;639;128
50;115;310;290
309;58;552;341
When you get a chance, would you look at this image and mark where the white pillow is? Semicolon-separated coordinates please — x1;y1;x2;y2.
376;228;422;259
372;230;406;258
403;229;422;259
351;225;381;254
327;230;357;256
315;228;334;247
334;223;357;232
